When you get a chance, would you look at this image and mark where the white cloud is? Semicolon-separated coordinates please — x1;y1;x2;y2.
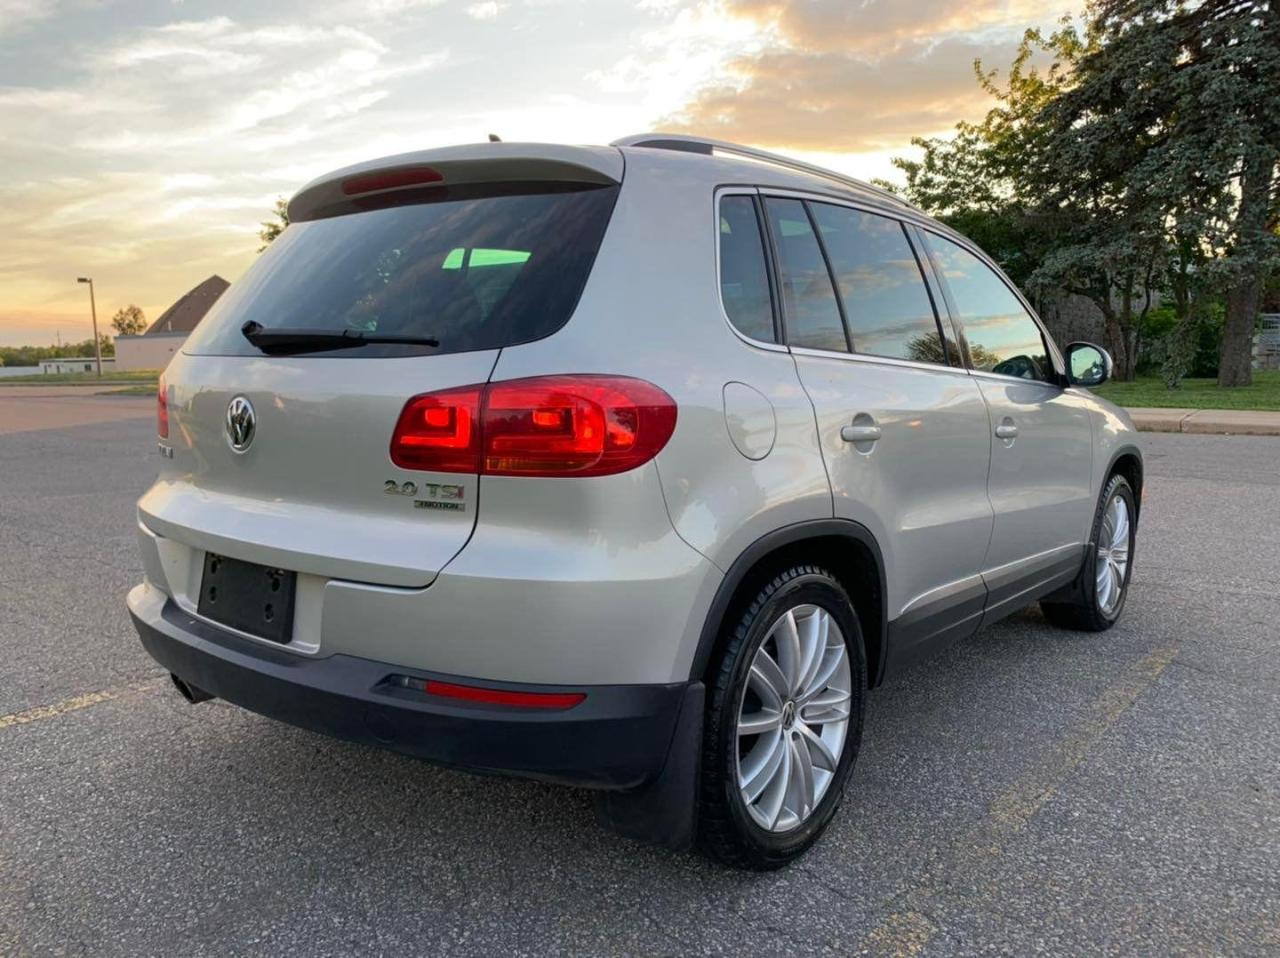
465;1;505;19
0;0;58;36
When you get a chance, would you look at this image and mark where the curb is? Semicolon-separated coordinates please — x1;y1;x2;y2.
1125;407;1280;436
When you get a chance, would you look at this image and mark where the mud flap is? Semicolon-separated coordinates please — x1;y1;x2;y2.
594;681;703;850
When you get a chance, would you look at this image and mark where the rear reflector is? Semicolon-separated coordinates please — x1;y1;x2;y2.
157;376;169;439
341;167;444;196
390;374;677;478
422;679;585;710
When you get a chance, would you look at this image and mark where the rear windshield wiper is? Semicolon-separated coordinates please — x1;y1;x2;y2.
241;320;439;355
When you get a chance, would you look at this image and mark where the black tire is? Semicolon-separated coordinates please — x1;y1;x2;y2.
1041;473;1137;632
697;565;866;870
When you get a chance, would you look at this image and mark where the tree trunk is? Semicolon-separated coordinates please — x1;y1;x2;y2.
1100;302;1127;379
1218;149;1275;387
1118;281;1137;381
1220;281;1261;386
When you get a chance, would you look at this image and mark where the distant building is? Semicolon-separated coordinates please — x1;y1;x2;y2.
114;275;229;371
40;358;118;375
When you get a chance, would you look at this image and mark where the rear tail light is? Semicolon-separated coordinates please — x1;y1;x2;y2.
157;377;169;439
390;375;677;478
389;386;482;472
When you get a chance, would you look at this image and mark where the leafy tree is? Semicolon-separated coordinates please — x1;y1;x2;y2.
1037;0;1280;386
258;197;290;252
110;304;147;336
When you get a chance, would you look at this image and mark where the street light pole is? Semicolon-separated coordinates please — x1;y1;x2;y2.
76;277;102;378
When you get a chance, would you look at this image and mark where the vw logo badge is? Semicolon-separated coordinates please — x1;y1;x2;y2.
225;395;257;453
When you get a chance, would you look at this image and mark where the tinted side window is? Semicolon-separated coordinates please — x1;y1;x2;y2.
764;198;848;353
924;233;1051;381
718;195;776;343
809;203;944;364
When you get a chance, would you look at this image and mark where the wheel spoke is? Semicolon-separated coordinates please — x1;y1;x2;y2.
738;708;782;736
788;734;816;820
772;610;803;695
759;736;792;828
1097;562;1113;609
749;651;788;710
740;728;785;802
801;684;851;712
803;705;851;726
800;648;843;703
799;609;830;696
1111;502;1130;549
797;722;839;772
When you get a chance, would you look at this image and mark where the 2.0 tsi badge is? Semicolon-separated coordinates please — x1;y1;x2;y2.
225;396;256;453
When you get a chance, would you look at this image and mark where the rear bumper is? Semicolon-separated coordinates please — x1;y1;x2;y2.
127;583;689;790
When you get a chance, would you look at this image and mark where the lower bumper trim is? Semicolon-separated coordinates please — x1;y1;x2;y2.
129;591;688;791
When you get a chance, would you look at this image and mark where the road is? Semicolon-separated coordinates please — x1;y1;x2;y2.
2;399;1278;956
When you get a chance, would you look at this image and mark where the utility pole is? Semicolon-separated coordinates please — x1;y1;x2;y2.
76;277;102;377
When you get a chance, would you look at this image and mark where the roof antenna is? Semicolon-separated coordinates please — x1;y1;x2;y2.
488;133;502;143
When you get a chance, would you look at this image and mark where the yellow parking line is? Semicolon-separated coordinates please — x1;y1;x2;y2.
0;678;164;731
861;910;937;958
991;644;1178;830
858;643;1178;955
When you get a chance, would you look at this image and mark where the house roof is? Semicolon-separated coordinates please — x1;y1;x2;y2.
146;275;229;335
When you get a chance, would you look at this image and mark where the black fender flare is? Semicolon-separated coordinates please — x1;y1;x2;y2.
688;518;889;686
1103;443;1145;519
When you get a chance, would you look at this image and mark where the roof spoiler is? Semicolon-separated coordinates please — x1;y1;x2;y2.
289;143;624;222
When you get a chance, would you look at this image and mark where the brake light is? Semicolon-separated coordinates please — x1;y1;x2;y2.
389;386;482;472
157;377;169;439
389;375;677;478
342;166;444;196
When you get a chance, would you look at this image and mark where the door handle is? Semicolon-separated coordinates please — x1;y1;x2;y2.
994;420;1018;440
841;423;882;443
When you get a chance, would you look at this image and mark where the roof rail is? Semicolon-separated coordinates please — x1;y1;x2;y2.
611;133;916;211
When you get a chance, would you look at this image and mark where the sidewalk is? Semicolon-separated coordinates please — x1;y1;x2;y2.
1125;407;1280;436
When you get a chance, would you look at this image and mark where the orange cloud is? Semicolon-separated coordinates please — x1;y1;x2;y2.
664;0;1077;152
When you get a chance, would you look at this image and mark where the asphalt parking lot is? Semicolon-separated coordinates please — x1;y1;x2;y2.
2;392;1278;956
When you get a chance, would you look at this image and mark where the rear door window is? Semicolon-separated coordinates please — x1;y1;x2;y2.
764;198;849;353
717;195;777;343
808;203;945;364
183;184;619;358
923;232;1052;381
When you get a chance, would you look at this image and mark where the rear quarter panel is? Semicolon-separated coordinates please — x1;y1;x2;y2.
489;149;834;575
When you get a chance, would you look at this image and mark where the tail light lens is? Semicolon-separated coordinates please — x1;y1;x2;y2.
157;377;169;439
389;386;482;472
390;375;677;478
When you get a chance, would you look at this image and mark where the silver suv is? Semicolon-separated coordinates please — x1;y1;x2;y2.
128;134;1142;869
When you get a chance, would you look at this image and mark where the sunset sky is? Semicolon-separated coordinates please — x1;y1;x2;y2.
0;0;1074;347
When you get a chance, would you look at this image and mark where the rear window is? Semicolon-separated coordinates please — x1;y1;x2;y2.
184;184;619;358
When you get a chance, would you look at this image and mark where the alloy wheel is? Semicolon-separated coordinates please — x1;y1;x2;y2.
1095;494;1131;616
734;604;852;832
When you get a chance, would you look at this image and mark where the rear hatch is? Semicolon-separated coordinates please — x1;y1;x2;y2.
141;145;622;588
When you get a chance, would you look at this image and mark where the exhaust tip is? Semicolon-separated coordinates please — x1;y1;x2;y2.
170;673;214;704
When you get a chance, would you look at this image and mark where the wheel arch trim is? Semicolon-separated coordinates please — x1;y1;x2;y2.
690;518;888;687
1104;444;1145;518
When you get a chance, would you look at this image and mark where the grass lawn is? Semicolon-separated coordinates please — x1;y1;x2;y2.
1094;370;1280;411
0;369;160;386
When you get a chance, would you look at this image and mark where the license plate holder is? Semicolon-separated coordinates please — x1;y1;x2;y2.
197;553;296;644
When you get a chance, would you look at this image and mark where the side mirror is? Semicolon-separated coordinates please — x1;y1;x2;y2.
1065;342;1112;387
